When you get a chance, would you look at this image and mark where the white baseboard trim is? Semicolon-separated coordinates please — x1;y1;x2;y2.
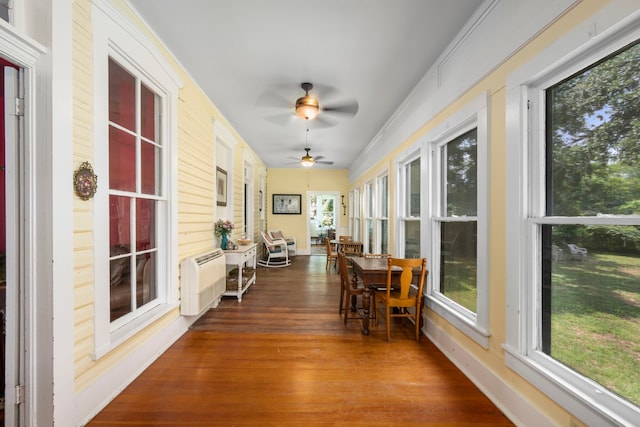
425;321;554;427
75;315;193;426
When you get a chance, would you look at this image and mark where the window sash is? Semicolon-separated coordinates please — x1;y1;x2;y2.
504;14;640;424
424;92;489;349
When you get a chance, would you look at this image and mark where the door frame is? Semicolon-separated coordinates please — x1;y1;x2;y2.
0;25;47;426
306;191;340;251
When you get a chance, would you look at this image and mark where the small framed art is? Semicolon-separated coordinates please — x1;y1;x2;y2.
216;167;227;207
272;194;301;215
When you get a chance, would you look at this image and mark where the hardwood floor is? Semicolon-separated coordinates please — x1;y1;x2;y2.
88;255;514;426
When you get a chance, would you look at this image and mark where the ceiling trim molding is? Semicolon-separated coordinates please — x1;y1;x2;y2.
350;0;579;181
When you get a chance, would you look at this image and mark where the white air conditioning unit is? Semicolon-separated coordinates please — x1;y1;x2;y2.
180;249;226;316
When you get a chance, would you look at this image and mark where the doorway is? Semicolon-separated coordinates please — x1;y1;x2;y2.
307;191;339;255
1;58;22;426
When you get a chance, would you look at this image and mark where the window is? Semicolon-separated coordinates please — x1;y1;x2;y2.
0;0;10;23
364;182;374;253
108;58;161;323
93;5;181;357
362;175;389;254
426;93;489;348
350;188;361;242
437;129;478;312
377;174;389;254
399;156;421;258
505;17;640;424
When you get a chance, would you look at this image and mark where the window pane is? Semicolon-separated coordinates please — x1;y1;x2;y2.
409;158;420;216
109;195;130;247
380;219;388;254
141;83;158;141
110;242;132;322
141;141;160;195
541;224;640;406
366;184;374;216
547;41;640;217
405;221;420;258
136;252;156;308
380;176;388;217
440;221;477;312
366;219;373;253
445;129;477;216
109;58;136;131
136;198;156;252
109;126;136;192
0;0;10;23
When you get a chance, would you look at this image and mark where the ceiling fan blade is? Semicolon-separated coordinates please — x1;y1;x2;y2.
309;82;341;99
316;160;334;165
255;90;292;109
308;115;337;129
322;98;359;117
264;112;297;126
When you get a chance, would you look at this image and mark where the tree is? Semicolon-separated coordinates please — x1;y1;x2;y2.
549;41;640;217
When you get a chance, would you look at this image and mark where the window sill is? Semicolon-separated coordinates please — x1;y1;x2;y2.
503;345;639;426
426;296;490;349
92;302;178;360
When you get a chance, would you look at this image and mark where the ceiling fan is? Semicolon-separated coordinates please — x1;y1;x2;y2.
296;127;333;167
259;82;358;127
294;82;358;121
300;147;333;167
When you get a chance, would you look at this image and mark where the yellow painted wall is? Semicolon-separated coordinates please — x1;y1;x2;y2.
266;168;349;251
347;1;612;425
72;0;265;392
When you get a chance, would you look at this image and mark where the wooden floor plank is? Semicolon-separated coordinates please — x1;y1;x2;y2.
88;255;514;426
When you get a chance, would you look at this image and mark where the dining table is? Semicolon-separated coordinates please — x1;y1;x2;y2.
349;256;422;335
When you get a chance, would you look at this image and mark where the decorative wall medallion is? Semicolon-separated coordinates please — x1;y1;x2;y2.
74;161;98;200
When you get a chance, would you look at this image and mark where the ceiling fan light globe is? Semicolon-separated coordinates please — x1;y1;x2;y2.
301;154;315;167
295;95;319;120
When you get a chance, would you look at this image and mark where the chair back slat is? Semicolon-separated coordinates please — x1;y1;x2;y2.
364;253;391;259
342;242;362;257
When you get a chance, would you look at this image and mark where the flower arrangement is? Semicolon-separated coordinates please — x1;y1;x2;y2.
214;219;234;238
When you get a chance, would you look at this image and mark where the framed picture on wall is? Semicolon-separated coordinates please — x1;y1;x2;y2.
216;167;227;206
273;194;301;215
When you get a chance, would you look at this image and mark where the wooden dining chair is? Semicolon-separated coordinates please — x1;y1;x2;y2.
337;252;365;323
341;242;362;258
325;237;338;271
338;235;353;243
364;253;391;322
374;257;427;341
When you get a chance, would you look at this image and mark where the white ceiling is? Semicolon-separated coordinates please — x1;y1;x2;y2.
129;0;485;169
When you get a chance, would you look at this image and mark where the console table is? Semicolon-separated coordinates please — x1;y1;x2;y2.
223;243;257;302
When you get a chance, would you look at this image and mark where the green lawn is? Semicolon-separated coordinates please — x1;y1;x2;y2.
441;251;640;407
442;256;477;312
551;253;640;406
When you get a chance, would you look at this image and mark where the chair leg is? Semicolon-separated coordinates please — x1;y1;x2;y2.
339;284;345;315
343;294;349;324
385;305;391;342
415;303;423;341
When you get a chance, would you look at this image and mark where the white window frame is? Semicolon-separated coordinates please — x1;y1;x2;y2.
350;188;361;242
92;1;181;359
375;172;389;254
425;93;489;348
396;148;422;258
504;10;640;425
363;181;374;253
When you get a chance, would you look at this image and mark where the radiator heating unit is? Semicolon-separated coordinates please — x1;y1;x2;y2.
180;249;226;316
